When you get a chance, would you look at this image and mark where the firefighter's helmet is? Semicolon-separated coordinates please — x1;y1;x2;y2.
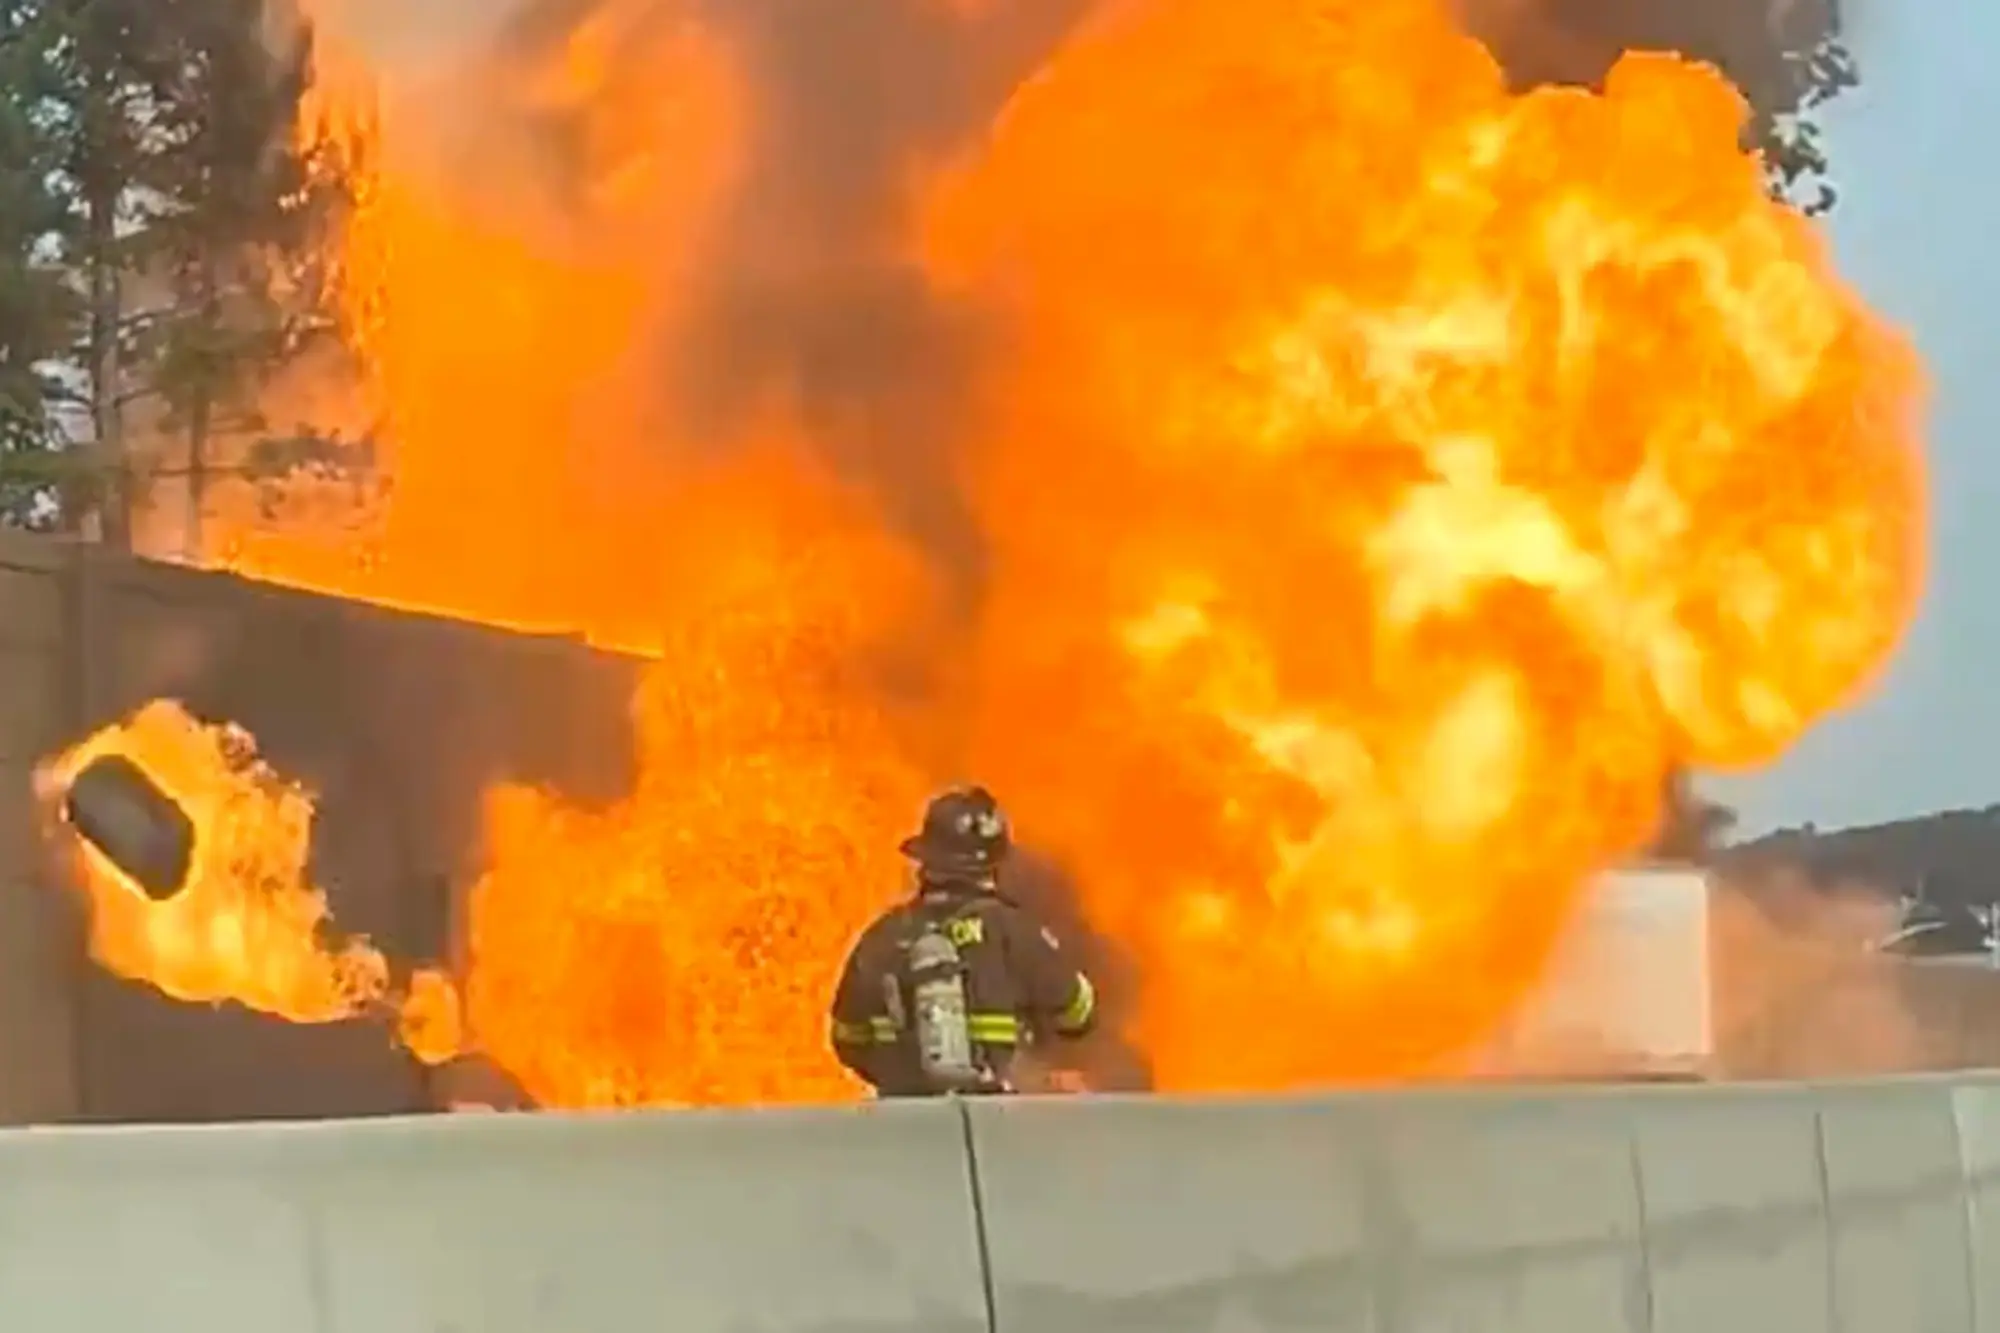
900;785;1012;878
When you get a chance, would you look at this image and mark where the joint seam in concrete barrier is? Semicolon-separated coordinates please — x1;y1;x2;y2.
1953;1096;1982;1333
300;1190;335;1333
1627;1134;1656;1333
954;1099;1000;1333
1812;1109;1841;1333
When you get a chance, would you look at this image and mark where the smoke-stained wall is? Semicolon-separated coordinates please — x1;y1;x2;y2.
0;529;640;1124
0;538;84;1125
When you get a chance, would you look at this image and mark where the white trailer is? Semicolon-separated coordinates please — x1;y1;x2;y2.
1474;861;1716;1081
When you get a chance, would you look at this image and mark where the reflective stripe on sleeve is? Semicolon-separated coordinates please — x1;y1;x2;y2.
1056;974;1095;1034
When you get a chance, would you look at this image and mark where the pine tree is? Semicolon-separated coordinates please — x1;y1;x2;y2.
144;0;350;556
0;0;83;526
0;0;347;543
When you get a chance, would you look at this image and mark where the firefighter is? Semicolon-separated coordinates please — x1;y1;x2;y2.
829;786;1098;1096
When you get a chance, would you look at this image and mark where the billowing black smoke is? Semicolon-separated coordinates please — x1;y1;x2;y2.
670;0;1093;597
1000;850;1154;1092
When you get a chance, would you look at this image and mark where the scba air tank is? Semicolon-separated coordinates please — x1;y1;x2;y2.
908;925;981;1090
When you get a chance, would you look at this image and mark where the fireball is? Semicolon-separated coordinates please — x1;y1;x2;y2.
931;0;1921;1087
77;0;1922;1103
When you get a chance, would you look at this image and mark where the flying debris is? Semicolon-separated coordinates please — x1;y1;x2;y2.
60;753;195;902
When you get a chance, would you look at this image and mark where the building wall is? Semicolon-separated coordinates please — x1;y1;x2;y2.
0;529;640;1125
0;535;83;1124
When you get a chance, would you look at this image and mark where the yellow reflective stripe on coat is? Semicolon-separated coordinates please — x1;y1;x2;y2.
966;1013;1020;1044
1056;974;1095;1034
837;1014;1020;1044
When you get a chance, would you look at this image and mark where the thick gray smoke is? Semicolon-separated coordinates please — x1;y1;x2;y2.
669;0;1092;596
288;0;1088;592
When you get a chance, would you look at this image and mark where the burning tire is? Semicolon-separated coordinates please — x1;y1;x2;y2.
61;753;194;902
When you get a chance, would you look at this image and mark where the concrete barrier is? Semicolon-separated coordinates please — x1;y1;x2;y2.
2;1074;1996;1332
966;1076;1989;1333
1954;1080;2000;1332
1818;1079;1973;1333
1629;1082;1833;1333
962;1093;1378;1331
964;1087;1650;1333
1374;1086;1649;1332
0;1102;990;1333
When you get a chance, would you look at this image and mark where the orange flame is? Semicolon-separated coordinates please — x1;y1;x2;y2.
34;700;460;1062
93;0;1922;1104
461;445;936;1106
212;0;750;653
926;0;1922;1087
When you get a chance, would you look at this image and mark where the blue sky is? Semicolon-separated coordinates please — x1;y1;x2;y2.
1710;0;2000;834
